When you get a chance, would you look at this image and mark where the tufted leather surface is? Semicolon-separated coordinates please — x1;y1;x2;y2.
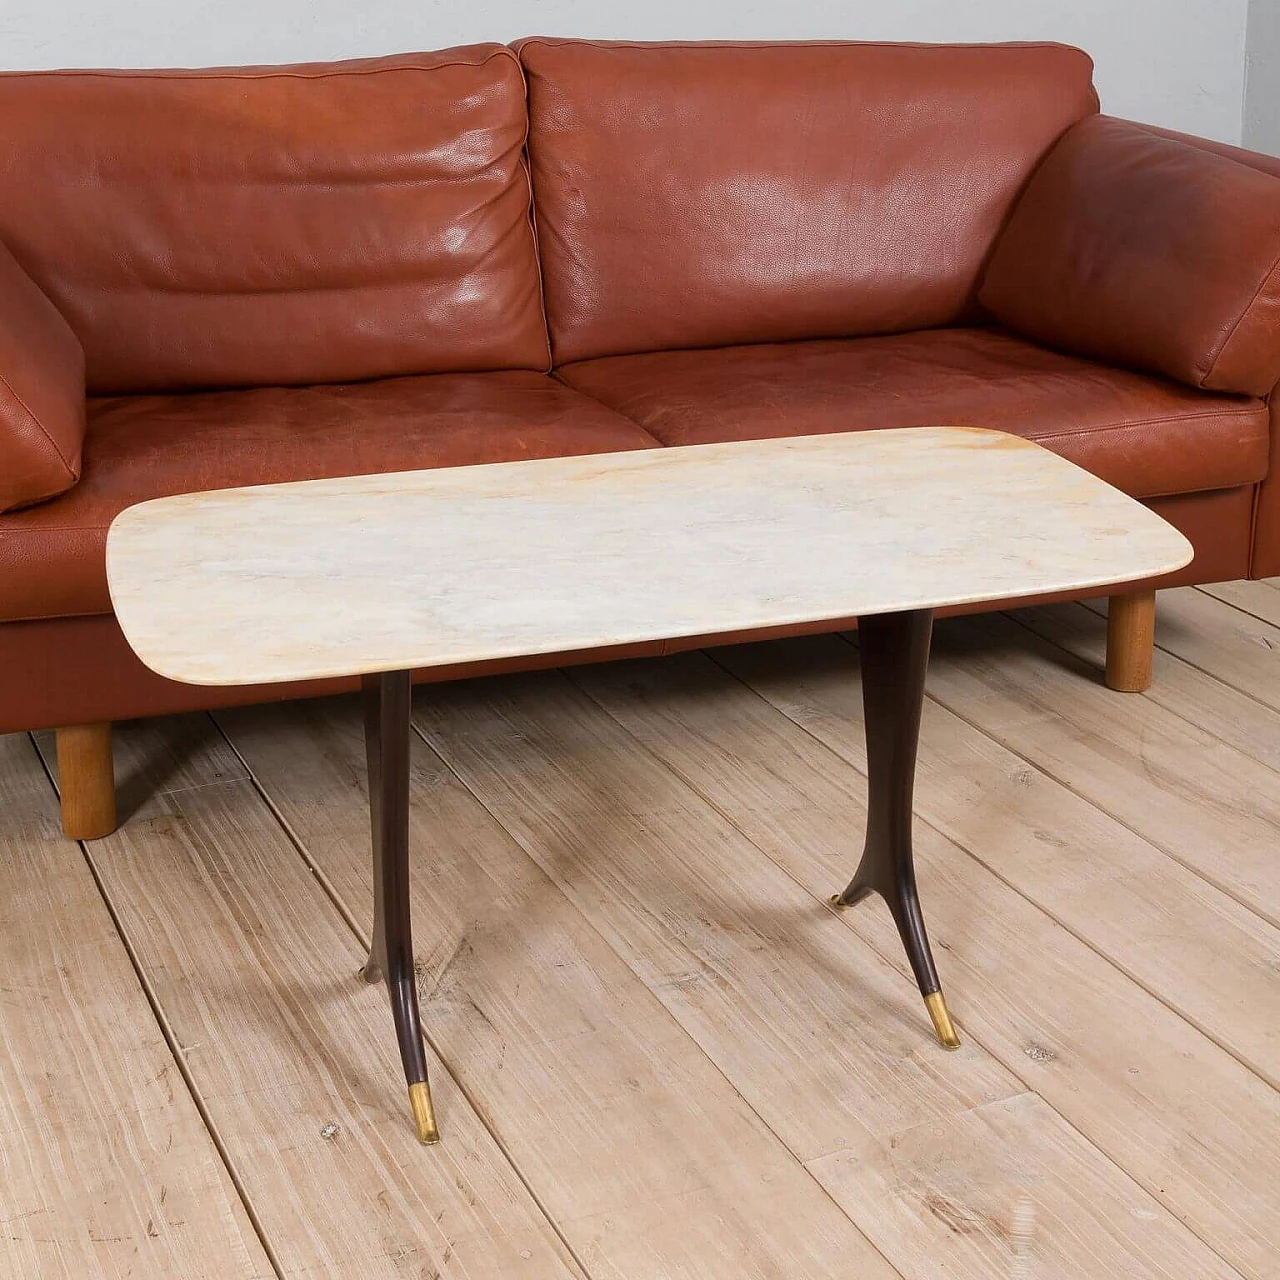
981;115;1280;397
519;38;1097;365
0;47;550;394
0;240;87;512
558;328;1269;499
0;372;658;621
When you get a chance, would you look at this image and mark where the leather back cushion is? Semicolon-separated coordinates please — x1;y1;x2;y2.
520;39;1098;364
0;239;86;512
981;115;1280;396
0;48;550;394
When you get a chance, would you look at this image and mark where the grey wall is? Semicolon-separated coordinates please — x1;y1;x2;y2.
0;0;1253;143
1246;0;1280;153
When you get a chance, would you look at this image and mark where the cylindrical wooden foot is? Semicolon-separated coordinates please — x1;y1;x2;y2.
1105;590;1156;692
55;723;117;840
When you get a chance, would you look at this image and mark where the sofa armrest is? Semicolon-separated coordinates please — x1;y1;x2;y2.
0;239;85;513
979;114;1280;397
1103;126;1280;578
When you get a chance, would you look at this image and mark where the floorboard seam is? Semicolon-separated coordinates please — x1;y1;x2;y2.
1011;605;1280;779
552;662;1216;1270
850;620;1280;930
10;608;1272;1277
408;698;908;1280
990;611;1280;929
29;729;287;1280
687;647;1269;1271
1195;583;1280;629
829;633;1280;1082
210;709;599;1280
889;687;1279;1086
1081;596;1280;721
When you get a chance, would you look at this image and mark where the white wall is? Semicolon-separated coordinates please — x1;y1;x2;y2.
1245;0;1280;153
0;0;1251;144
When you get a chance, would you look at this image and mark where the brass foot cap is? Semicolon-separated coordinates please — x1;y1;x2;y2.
827;894;848;910
409;1081;440;1145
924;992;961;1051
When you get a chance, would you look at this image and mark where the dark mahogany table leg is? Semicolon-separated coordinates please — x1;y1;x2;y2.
828;608;960;1050
361;670;439;1144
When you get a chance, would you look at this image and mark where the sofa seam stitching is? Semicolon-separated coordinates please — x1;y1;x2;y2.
1128;117;1280;179
1;608;112;623
0;525;111;534
516;37;1089;55
547;369;664;442
0;369;79;484
1201;249;1280;388
1024;407;1265;439
5;405;1257;537
546;404;1263;437
508;52;554;373
0;47;518;83
1246;470;1264;579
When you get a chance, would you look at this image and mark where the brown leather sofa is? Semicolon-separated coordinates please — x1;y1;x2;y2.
3;38;1280;840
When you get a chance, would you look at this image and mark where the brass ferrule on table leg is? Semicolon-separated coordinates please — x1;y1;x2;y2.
408;1080;440;1145
924;991;961;1050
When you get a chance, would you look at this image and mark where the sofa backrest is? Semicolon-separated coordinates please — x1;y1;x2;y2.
519;39;1099;366
0;46;550;394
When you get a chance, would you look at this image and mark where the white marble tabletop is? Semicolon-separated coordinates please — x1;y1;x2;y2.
106;428;1193;687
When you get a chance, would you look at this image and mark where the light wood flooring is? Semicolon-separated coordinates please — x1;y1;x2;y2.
2;583;1278;1279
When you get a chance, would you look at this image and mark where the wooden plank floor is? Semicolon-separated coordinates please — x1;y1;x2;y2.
3;581;1278;1278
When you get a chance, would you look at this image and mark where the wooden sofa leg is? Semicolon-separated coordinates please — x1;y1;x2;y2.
1105;589;1156;692
55;723;117;840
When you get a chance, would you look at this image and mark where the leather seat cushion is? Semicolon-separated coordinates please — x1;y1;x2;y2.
559;327;1269;500
0;372;659;622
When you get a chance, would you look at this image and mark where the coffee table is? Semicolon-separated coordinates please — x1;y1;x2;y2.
106;428;1192;1144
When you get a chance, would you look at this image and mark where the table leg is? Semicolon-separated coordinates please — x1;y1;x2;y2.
828;609;960;1051
361;670;440;1144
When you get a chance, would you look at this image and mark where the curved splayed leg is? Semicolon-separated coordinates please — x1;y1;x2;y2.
829;609;959;1051
363;670;440;1143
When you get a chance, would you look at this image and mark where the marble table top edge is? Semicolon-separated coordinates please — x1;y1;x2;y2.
105;427;1194;688
110;563;1192;690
